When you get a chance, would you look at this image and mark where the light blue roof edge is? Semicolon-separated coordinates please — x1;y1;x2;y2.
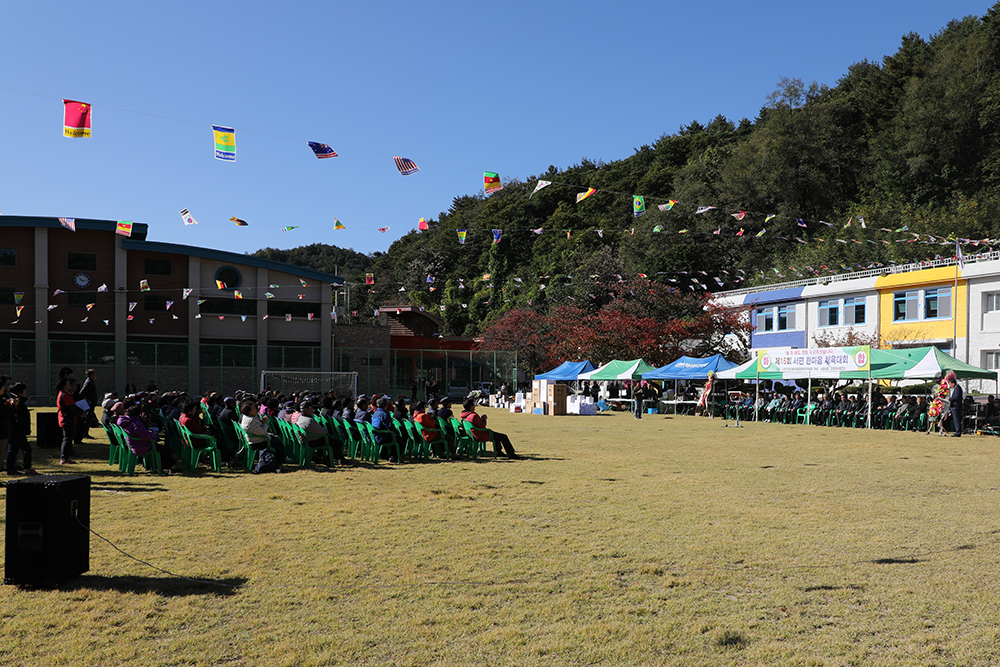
122;239;345;285
743;286;805;305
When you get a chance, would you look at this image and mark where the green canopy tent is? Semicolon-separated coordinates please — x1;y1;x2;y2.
578;359;658;381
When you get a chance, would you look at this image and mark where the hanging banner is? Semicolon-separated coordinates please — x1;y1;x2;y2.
63;100;92;138
755;346;871;376
213;125;236;161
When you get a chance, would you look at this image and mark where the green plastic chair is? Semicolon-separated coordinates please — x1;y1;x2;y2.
450;417;478;458
461;419;495;458
290;421;335;468
176;420;222;472
413;420;446;459
366;421;403;463
111;423;163;476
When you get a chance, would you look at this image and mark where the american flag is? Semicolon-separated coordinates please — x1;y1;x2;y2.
393;156;420;175
308;141;338;158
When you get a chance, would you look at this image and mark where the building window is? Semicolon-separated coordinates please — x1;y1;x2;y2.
759;308;774;333
893;291;918;321
144;294;169;311
67;252;98;271
144;258;172;276
214;266;242;291
777;305;795;331
818;300;839;327
985;351;1000;370
986;293;1000;313
844;297;866;325
0;248;15;267
67;292;98;309
924;288;951;319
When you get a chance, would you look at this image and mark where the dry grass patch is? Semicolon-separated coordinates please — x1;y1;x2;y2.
3;409;1000;665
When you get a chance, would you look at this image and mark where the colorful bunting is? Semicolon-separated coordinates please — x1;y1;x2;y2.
299;279;309;287
59;217;76;232
128;302;136;311
365;274;374;285
265;292;274;299
576;188;596;203
332;218;346;230
652;225;663;233
62;100;92;138
212;125;236;161
417;217;429;231
736;228;744;236
231;217;248;226
165;301;173;310
216;280;226;290
180;208;198;225
377;226;390;233
658;200;677;212
532;228;543;234
86;303;95;311
394;156;420;175
530;180;552;197
182;288;193;299
457;230;467;244
140;279;150;292
13;293;23;305
234;291;242;299
756;229;767;237
281;226;298;232
98;283;108;292
53;289;65;296
308;141;338;158
732;211;747;221
695;206;715;214
116;221;133;237
633;196;645;218
16;306;23;317
492;229;502;244
484;171;502;194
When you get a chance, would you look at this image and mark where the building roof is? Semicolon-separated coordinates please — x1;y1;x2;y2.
122;239;345;285
0;215;149;240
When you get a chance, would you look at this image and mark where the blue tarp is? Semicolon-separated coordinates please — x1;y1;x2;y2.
642;354;738;380
534;360;596;381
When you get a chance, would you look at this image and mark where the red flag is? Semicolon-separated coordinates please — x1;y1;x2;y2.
63;99;92;138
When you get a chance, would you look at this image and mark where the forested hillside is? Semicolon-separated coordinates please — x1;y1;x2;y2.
259;5;1000;349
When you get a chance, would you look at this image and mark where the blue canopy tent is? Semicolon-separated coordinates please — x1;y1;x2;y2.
642;354;738;380
643;354;739;417
534;360;596;381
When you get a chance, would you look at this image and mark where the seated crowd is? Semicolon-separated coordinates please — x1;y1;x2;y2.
728;388;996;433
89;385;523;475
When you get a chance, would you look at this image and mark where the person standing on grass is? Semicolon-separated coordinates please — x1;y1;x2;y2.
77;368;99;443
56;376;83;464
460;399;521;459
947;372;964;437
6;382;36;475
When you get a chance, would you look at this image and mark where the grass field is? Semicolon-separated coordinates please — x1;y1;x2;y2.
3;408;1000;666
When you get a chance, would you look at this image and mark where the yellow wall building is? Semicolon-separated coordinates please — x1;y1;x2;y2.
875;266;966;351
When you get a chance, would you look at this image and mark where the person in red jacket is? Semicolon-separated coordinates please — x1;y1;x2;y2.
56;376;83;464
460;399;521;459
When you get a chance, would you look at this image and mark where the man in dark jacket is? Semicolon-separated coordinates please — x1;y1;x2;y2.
948;376;964;437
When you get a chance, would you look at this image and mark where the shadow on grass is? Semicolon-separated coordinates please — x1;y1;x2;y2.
91;480;169;493
58;574;248;596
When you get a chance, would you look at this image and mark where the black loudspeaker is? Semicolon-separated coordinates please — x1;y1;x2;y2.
35;412;61;449
4;474;90;586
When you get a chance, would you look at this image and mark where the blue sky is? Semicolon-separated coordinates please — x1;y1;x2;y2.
1;0;992;257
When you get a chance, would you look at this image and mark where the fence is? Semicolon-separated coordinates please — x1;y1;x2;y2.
5;338;518;402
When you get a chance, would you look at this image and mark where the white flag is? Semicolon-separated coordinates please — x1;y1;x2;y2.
530;180;552;197
180;208;198;225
